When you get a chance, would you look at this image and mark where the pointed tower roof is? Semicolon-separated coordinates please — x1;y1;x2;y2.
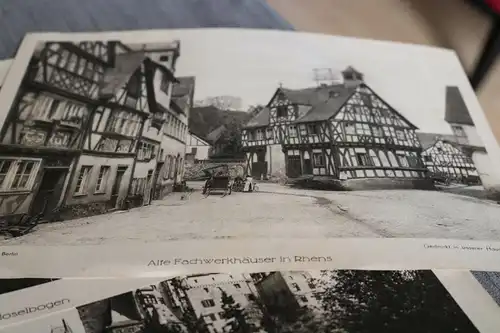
445;86;474;126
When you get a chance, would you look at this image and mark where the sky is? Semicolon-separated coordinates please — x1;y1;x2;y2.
167;29;480;135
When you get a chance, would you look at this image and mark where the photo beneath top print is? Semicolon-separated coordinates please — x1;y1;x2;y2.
0;269;480;333
0;30;499;246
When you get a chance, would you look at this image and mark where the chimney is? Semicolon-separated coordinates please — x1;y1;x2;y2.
342;66;364;88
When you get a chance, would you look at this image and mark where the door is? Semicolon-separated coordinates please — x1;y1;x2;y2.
286;155;302;178
31;168;67;219
251;150;268;179
303;157;313;175
109;167;126;208
152;162;163;200
144;170;154;205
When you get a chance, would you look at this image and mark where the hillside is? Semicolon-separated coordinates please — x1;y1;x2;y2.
189;106;252;141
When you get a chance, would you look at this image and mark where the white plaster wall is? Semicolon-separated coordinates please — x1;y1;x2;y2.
463;125;484;147
268;144;285;176
472;151;499;189
133;160;156;178
187;144;210;160
65;154;134;206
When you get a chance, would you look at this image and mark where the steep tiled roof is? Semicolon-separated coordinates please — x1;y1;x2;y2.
206;124;227;144
99;51;145;99
294;85;356;123
445;86;474;126
244;107;270;128
416;132;458;150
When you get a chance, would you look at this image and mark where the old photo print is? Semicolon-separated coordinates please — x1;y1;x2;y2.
0;270;485;333
0;29;499;247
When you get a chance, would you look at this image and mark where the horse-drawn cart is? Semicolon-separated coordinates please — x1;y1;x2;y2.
202;164;233;197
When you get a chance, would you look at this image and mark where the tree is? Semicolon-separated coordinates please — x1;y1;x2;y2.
318;270;479;333
220;290;256;333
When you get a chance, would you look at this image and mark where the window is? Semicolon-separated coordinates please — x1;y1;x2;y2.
61;102;85;127
345;123;355;135
159;55;170;63
307;124;320;135
452;125;466;137
218;312;225;319
201;299;215;308
289;125;297;138
355;123;371;136
0;160;12;188
424;155;432;162
95;166;110;192
207;314;217;321
397;154;409;167
266;128;273;139
356;153;371;166
276;106;287;118
407;155;421;168
138;141;156;161
0;159;40;192
75;166;93;195
291;283;301;292
361;94;372;107
298;296;308;303
234;283;241;289
372;126;383;137
126;69;141;99
313;153;325;167
256;130;264;141
204;288;209;293
395;130;405;140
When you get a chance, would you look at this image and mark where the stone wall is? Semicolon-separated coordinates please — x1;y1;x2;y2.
184;160;246;180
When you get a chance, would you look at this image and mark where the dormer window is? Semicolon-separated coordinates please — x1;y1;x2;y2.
307;124;320;135
159;55;170;63
276;106;287;118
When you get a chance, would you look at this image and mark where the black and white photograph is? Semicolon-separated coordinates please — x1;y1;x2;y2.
1;29;500;246
0;269;487;333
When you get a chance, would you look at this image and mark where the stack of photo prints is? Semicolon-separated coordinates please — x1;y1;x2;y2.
1;27;500;333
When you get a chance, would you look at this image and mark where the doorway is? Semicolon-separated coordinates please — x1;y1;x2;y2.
31;168;68;219
144;170;154;205
109;166;127;208
286;155;302;178
251;150;268;179
152;162;164;200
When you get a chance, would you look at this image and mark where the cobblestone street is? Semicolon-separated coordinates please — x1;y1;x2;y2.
2;183;500;245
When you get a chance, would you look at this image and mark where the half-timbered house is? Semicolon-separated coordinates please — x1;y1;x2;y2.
242;67;431;189
0;40;188;223
123;43;186;204
444;86;496;188
418;133;480;184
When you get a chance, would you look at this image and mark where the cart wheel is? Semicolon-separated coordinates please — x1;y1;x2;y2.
228;186;232;195
203;188;211;198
